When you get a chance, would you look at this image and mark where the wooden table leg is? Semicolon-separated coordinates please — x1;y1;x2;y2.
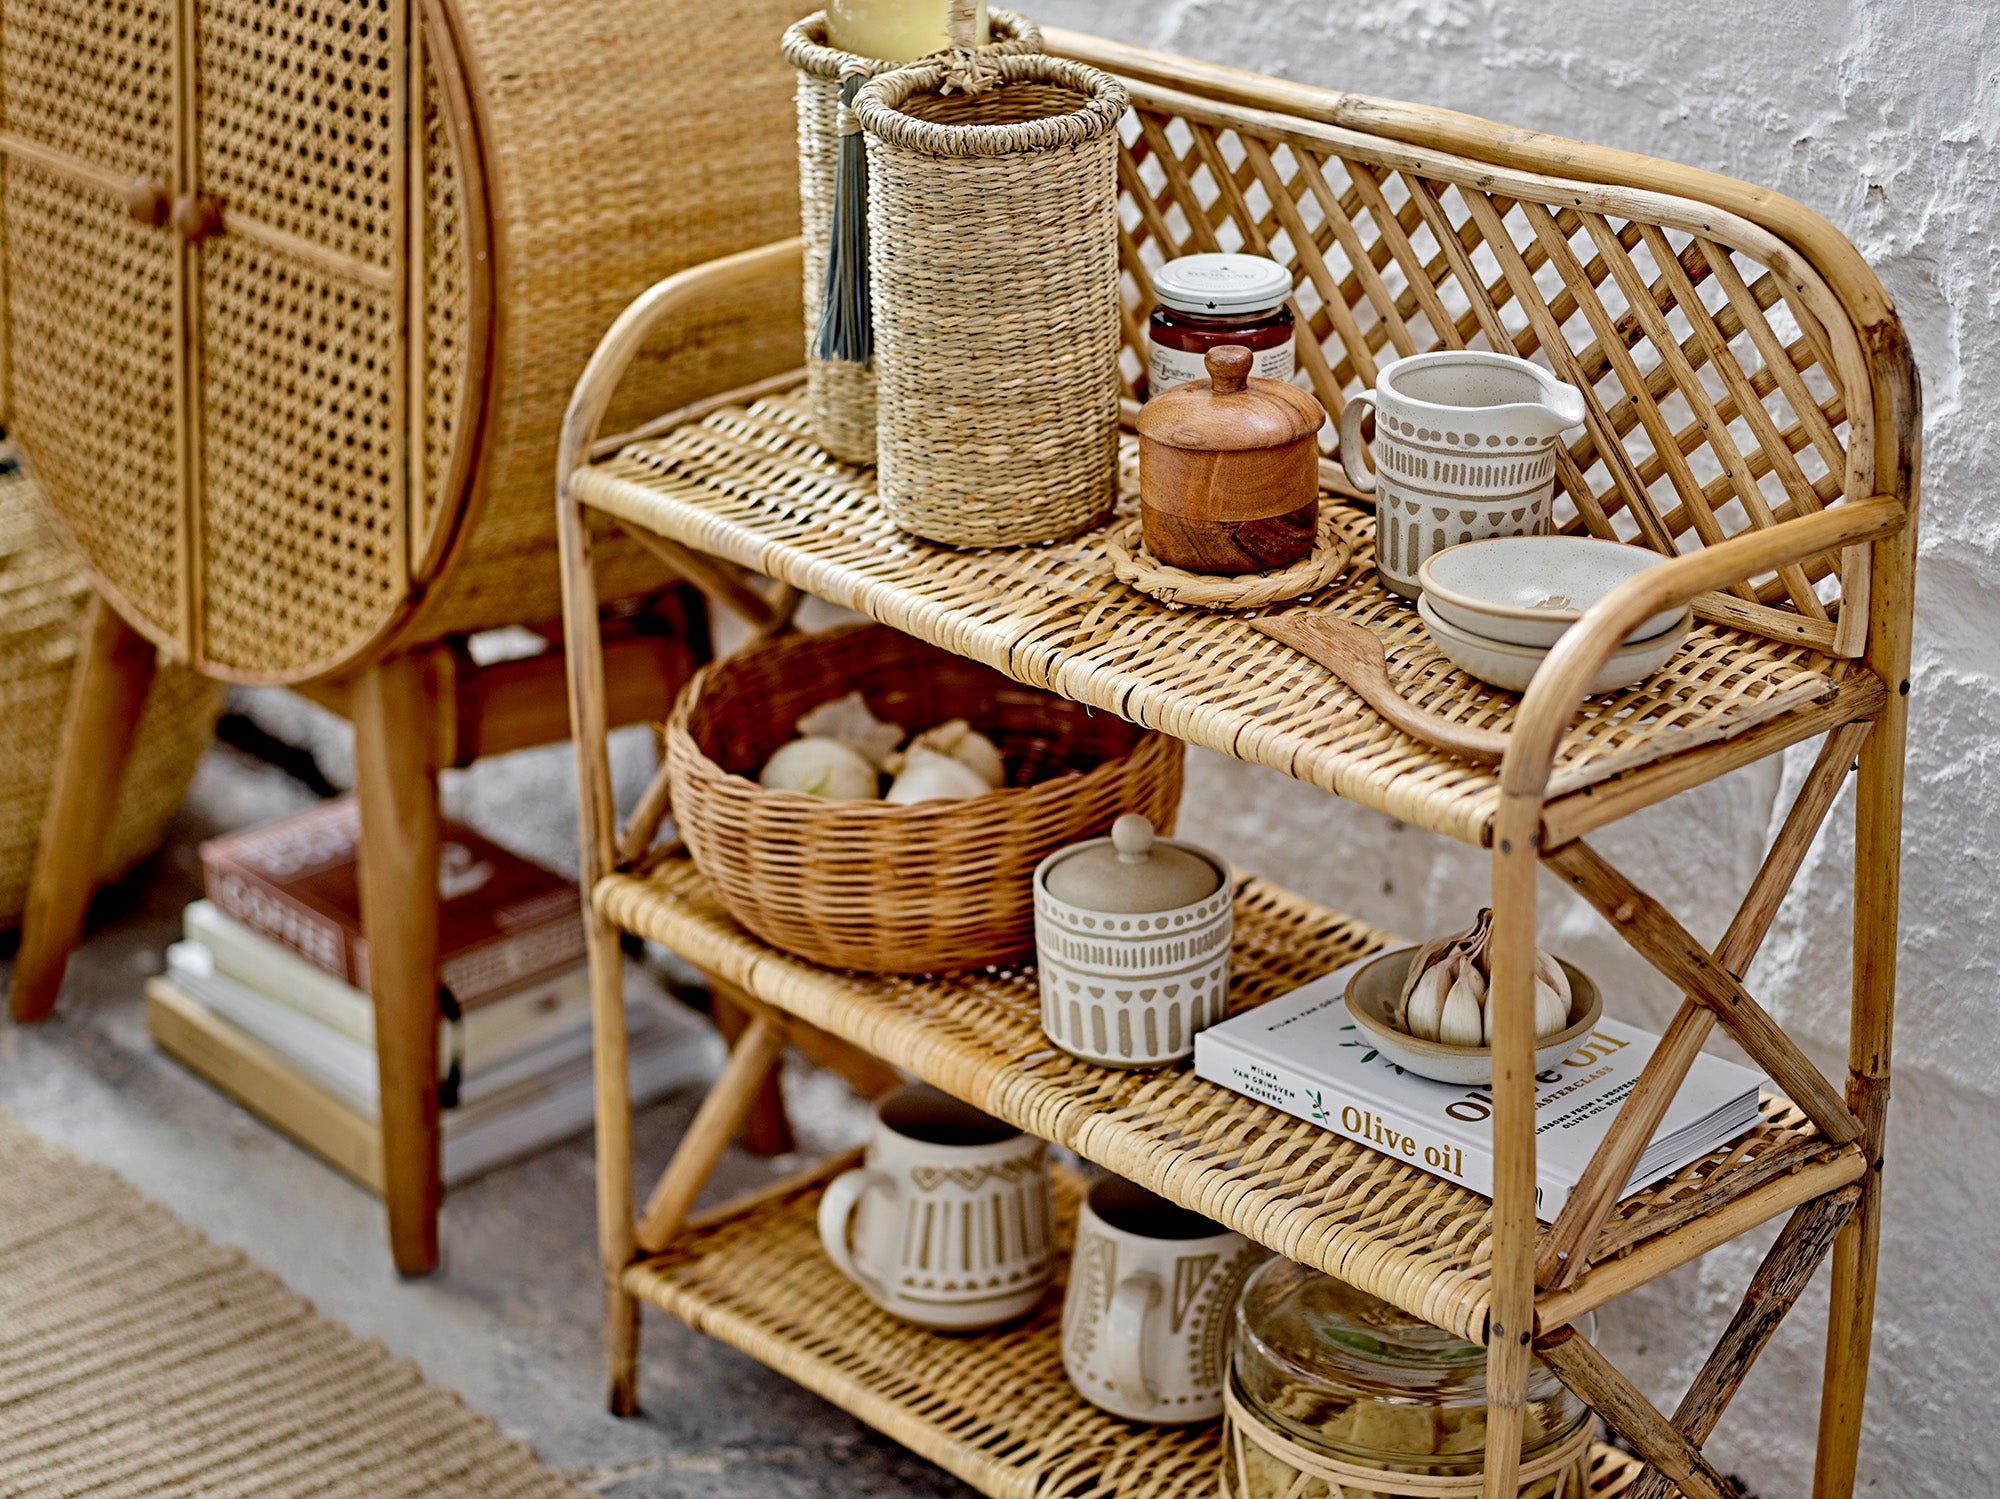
10;595;157;1023
353;650;446;1276
712;991;794;1157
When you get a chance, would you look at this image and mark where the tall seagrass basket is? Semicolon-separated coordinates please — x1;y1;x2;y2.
0;444;220;926
781;8;1043;464
0;0;809;685
855;54;1127;545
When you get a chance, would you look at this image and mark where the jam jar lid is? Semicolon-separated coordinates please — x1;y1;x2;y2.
1152;253;1294;316
1230;1257;1590;1464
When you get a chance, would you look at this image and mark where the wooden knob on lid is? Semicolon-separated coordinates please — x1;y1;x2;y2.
1205;344;1252;393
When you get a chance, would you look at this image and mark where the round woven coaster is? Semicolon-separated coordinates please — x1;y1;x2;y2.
1103;513;1354;609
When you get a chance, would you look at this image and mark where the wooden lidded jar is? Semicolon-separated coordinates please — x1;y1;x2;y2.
1137;345;1326;575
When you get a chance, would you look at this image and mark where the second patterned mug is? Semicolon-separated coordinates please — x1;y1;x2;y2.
818;1084;1055;1330
1060;1174;1264;1423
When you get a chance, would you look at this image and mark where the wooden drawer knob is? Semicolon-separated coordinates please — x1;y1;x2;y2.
124;177;171;227
170;193;226;244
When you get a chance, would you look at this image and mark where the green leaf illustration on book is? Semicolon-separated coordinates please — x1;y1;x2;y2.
1337;1022;1404;1074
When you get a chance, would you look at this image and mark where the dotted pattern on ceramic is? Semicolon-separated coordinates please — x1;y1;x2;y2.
1033;862;1233;1067
1372;407;1564;596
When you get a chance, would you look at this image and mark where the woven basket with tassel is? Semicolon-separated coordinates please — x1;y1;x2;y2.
782;8;1043;465
856;53;1128;545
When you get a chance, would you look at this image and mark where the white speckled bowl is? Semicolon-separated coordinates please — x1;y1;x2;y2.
1419;535;1680;647
1344;946;1603;1085
1418;592;1689;695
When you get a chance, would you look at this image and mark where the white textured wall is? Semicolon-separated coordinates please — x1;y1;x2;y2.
1037;2;2000;1492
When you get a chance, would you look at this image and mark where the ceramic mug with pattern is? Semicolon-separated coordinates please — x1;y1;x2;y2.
817;1084;1054;1330
1060;1174;1265;1423
1340;350;1587;598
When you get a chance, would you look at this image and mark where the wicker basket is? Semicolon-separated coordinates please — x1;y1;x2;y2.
665;623;1183;973
855;54;1128;546
0;446;221;926
782;9;1043;465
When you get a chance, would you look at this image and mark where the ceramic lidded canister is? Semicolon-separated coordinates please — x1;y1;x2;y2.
1032;814;1232;1067
1137;345;1328;575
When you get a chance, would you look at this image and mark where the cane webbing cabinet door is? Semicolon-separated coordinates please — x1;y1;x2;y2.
0;0;806;684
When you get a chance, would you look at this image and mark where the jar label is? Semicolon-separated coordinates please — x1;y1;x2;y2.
1149;337;1295;396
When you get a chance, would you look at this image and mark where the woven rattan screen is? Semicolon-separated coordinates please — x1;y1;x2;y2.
1110;82;1876;655
0;0;804;682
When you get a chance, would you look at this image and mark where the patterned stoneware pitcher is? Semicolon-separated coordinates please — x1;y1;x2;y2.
1339;351;1587;597
818;1084;1054;1330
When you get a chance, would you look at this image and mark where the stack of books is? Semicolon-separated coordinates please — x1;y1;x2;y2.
149;798;722;1192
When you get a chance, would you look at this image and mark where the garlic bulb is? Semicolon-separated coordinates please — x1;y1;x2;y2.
888;717;1006;789
885;746;992;804
1533;978;1571;1039
1438;960;1486;1047
1404;958;1452;1042
797;691;904;769
760;736;880;799
1392;905;1578;1049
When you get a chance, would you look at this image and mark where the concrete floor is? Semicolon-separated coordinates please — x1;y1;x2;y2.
0;728;972;1498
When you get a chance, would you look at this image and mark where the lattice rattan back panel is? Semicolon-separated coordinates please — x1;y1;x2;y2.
1115;85;1871;652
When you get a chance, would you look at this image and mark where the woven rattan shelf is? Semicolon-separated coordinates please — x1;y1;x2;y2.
573;400;1884;849
627;1157;1651;1499
558;26;1917;1498
600;854;1863;1346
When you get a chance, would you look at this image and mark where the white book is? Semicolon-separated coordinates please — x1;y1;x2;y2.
166;940;678;1114
184;899;589;1072
1192;959;1766;1222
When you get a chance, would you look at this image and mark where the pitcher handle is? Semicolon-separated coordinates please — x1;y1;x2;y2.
1338;391;1378;494
1108;1270;1163;1411
817;1168;896;1302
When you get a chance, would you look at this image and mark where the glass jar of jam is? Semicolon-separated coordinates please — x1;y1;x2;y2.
1147;253;1296;400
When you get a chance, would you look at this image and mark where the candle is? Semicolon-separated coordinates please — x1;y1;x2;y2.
825;0;990;62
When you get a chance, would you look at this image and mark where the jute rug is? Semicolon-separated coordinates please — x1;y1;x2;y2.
0;1110;587;1497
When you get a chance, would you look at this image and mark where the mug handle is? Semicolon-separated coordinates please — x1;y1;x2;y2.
817;1168;896;1301
1108;1271;1163;1411
1338;391;1378;494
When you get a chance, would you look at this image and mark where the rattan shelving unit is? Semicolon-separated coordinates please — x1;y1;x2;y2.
555;28;1917;1499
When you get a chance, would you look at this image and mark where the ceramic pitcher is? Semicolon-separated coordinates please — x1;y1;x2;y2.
818;1084;1054;1330
1061;1175;1264;1424
1339;351;1587;597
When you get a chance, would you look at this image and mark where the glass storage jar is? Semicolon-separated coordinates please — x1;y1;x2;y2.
1223;1258;1596;1499
1146;253;1296;399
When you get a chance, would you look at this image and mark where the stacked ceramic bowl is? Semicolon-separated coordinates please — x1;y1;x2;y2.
1415;536;1687;694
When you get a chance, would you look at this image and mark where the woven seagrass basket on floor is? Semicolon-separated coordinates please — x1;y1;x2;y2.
0;446;220;926
1;0;806;685
782;8;1043;465
856;54;1128;546
665;623;1184;973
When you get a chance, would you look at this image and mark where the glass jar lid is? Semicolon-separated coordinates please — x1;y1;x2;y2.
1231;1258;1590;1469
1151;252;1294;316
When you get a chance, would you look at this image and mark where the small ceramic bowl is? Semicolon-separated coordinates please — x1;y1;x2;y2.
1419;536;1680;647
1343;946;1603;1085
1417;593;1689;695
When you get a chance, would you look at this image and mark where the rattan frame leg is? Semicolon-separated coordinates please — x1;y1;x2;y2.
9;594;158;1023
352;649;448;1276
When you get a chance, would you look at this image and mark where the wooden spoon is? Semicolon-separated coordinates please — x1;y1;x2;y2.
1251;613;1510;765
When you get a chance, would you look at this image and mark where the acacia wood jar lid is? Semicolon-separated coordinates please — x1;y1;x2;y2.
1136;345;1324;452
